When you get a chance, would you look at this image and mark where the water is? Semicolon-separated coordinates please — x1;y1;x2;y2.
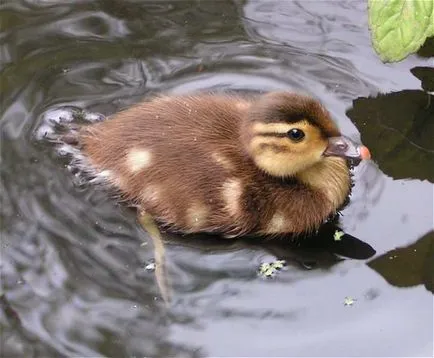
1;1;433;357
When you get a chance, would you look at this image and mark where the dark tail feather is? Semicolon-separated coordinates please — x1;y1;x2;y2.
37;107;106;186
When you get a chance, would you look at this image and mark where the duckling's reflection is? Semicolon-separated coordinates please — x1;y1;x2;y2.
347;89;434;183
140;215;376;303
162;220;376;266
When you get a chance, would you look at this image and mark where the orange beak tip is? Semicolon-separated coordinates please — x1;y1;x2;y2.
360;146;371;160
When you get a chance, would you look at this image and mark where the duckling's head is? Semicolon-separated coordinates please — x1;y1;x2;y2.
242;91;370;177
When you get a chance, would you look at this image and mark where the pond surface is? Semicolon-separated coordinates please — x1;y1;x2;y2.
1;0;433;357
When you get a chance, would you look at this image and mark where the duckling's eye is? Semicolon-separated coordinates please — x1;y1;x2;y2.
287;128;305;142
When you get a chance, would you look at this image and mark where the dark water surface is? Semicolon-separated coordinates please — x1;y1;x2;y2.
1;1;433;357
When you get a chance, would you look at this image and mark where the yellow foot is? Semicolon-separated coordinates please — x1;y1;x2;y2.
138;211;171;306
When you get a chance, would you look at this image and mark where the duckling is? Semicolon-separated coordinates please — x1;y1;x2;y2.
63;91;370;238
54;91;370;303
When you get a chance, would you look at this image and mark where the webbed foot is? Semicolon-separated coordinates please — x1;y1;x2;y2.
138;211;171;305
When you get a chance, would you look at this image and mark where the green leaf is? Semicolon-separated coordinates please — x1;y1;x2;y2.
368;0;434;62
333;230;345;241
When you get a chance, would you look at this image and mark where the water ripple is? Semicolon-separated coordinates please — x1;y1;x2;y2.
1;0;433;356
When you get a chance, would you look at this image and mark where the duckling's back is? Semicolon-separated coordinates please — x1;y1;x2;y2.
76;95;260;235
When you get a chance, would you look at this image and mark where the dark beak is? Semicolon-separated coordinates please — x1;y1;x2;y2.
323;136;371;163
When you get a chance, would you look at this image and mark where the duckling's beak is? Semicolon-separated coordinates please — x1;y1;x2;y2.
323;136;371;162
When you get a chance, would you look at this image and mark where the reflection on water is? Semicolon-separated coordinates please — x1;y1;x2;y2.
1;0;433;357
348;90;434;182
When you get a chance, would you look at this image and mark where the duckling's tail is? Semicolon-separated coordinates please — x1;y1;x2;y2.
36;107;105;186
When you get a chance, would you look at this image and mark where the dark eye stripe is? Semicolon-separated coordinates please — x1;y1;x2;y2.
258;143;291;153
255;132;288;138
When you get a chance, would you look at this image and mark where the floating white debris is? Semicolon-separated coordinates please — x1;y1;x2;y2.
258;260;286;278
145;263;156;271
344;296;356;306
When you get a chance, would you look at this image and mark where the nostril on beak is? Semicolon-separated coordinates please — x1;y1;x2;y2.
336;143;348;151
324;136;361;159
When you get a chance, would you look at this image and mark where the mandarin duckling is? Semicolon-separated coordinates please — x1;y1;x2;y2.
59;91;370;238
54;91;370;303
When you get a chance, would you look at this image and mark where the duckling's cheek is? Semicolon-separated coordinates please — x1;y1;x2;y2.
186;203;209;229
127;148;152;173
221;178;243;217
